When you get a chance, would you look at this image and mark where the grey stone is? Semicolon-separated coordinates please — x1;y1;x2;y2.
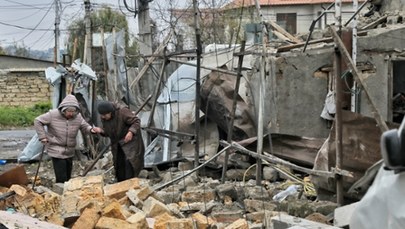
215;183;238;201
244;199;277;213
263;166;279;182
155;190;181;204
272;214;341;229
334;201;358;228
244;186;271;200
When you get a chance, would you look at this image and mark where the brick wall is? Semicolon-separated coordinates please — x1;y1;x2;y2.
0;71;51;107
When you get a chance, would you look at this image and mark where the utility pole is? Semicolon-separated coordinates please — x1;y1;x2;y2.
193;0;202;173
54;0;60;66
334;0;344;206
137;0;153;66
254;0;268;186
84;0;92;66
351;0;360;113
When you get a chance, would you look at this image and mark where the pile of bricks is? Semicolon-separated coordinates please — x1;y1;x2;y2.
0;175;254;229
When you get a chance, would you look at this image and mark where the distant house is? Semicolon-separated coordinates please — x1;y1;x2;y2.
0;54;56;106
227;0;368;34
171;0;368;49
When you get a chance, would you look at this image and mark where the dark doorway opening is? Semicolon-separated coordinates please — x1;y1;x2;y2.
392;60;405;123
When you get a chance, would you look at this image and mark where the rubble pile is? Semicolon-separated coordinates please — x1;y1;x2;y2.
0;161;339;229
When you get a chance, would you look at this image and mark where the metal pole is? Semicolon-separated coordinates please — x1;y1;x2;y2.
254;0;268;186
54;0;60;66
84;0;92;66
351;0;360;113
334;0;344;206
221;41;246;183
193;0;202;172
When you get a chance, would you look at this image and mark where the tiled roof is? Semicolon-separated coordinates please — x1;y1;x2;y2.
229;0;365;6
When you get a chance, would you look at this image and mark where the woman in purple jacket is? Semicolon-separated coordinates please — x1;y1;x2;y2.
34;94;96;183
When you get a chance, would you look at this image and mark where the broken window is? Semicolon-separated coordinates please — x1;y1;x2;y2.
276;13;297;34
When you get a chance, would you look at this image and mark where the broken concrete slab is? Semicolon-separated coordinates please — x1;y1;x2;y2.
271;214;341;229
0;210;67;229
334;201;359;228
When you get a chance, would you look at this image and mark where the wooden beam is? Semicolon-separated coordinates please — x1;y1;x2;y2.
361;15;388;30
329;26;389;132
129;31;172;88
267;20;302;44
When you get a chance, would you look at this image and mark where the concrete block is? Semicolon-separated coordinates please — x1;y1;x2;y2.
272;214;341;229
181;189;216;202
245;210;277;224
216;183;238;201
72;207;101;229
153;213;176;229
224;218;249;229
9;184;27;197
211;210;244;224
126;212;148;228
102;201;126;220
142;196;171;217
104;178;140;200
244;199;277;213
137;185;154;201
95;216;133;229
64;177;84;192
155;190;181;204
334;202;358;228
192;212;216;229
126;189;143;208
166;218;194;229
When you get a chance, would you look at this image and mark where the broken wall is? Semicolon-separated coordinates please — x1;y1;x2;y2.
250;48;334;139
380;0;405;13
356;25;405;121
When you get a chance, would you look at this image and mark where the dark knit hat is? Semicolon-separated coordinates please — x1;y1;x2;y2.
97;101;114;114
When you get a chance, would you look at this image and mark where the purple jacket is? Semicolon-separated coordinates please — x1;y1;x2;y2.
34;95;92;158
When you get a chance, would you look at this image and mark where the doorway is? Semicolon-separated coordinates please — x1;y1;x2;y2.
392;60;405;123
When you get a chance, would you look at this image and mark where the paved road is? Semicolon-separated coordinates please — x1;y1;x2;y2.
0;129;36;159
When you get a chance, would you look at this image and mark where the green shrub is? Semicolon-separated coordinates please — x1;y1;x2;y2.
0;102;52;128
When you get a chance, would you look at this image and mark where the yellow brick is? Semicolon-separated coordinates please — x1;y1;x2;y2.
95;216;133;229
103;178;140;200
72;207;101;229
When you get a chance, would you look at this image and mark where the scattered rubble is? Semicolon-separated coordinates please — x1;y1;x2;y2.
0;155;339;229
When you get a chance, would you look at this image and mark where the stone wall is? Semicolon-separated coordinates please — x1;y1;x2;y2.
0;71;51;107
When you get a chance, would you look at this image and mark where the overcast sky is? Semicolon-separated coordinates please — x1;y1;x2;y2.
0;0;192;51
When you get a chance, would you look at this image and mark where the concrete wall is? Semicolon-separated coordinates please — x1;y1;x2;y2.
380;0;405;13
0;71;51;107
357;25;405;121
249;47;334;138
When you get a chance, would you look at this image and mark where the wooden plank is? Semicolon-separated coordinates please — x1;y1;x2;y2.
329;26;389;132
268;20;302;43
277;37;333;52
361;15;388;30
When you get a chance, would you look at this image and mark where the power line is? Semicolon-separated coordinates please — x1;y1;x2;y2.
13;2;55;43
1;0;53;10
